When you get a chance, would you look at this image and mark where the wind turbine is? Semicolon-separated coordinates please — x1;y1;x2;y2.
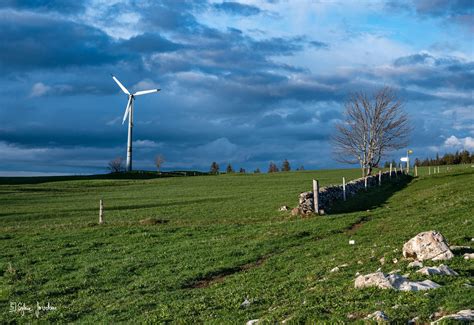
111;74;160;172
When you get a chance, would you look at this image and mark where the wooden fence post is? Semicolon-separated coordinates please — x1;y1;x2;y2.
437;166;440;173
415;165;418;177
364;177;368;191
378;170;382;186
394;167;398;178
389;163;392;178
342;177;346;201
429;166;431;175
99;200;104;224
312;180;319;215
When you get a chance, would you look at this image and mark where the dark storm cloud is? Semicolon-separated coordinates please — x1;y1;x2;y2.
391;53;474;91
122;33;183;53
387;0;473;30
213;2;261;16
0;0;86;13
0;11;125;72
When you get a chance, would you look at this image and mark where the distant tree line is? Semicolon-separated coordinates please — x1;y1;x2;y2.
382;150;473;168
209;159;304;175
414;150;473;166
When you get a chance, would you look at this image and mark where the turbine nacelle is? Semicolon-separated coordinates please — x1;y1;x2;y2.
111;74;160;124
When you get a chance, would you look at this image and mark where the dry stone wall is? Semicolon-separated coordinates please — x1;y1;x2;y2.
296;170;404;215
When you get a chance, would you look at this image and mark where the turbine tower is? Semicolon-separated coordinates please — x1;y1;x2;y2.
112;75;160;172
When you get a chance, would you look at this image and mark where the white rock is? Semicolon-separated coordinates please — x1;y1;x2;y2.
417;264;458;276
330;267;340;273
396;278;441;291
349;240;355;245
408;316;419;324
464;253;474;260
403;231;454;261
379;257;386;265
408;260;423;269
392;258;398;264
355;272;441;291
246;319;259;325
240;298;251;308
357;260;363;265
279;205;290;211
365;311;389;322
431;309;474;323
355;272;393;289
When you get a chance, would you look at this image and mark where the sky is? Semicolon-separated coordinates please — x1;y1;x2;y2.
0;0;473;176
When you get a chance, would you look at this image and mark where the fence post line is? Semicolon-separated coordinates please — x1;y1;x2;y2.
437;166;440;173
342;177;346;201
312;179;320;215
415;165;418;177
99;199;104;224
429;166;431;175
389;163;392;178
364;177;368;191
378;170;382;186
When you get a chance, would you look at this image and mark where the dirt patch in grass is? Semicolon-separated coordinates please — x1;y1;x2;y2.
184;255;271;289
345;216;371;234
139;218;170;225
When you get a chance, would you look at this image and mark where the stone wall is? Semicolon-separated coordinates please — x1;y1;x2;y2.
296;170;404;215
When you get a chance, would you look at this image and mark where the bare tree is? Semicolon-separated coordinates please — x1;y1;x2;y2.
108;157;125;173
333;87;411;177
281;159;291;172
210;162;219;175
268;162;279;173
154;155;165;172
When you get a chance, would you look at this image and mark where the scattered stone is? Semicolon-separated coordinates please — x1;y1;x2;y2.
365;311;389;322
279;205;290;211
402;231;454;261
464;253;474;260
246;319;259;325
392;258;398;264
407;316;419;324
349;240;355;245
408;260;423;269
355;272;393;289
291;207;300;216
355;272;360;276
330;267;340;273
355;272;441;291
417;264;458;276
379;257;386;265
431;310;473;323
357;260;363;265
240;298;251;308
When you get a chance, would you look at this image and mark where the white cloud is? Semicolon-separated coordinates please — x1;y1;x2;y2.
443;135;474;150
30;82;51;97
133;139;161;148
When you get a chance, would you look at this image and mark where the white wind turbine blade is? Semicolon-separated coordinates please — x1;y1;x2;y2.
133;89;161;96
112;75;130;95
122;96;132;125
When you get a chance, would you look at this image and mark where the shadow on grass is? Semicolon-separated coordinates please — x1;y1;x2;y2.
0;170;211;185
328;175;414;214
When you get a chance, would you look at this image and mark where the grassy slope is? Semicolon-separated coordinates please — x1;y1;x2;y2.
0;166;472;322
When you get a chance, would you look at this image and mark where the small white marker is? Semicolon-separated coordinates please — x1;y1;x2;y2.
349;240;355;245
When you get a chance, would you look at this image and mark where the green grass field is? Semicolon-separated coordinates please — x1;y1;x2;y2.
1;165;473;322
